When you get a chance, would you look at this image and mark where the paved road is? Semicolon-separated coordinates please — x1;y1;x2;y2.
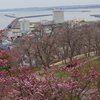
23;51;96;66
50;51;96;67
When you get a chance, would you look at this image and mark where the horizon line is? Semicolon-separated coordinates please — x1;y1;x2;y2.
0;4;100;10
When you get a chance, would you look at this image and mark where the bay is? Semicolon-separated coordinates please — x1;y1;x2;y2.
0;8;100;29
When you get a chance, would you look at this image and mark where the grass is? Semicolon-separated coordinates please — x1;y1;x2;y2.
33;56;100;81
30;22;41;27
33;65;42;72
39;72;48;76
55;70;70;80
54;57;100;80
84;58;100;68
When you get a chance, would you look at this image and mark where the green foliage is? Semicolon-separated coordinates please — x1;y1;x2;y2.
56;70;70;80
0;66;11;72
34;66;42;72
85;58;99;68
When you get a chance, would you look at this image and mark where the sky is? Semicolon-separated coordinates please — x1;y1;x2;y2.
0;0;100;9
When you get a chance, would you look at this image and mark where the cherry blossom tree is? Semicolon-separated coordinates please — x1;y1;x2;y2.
0;30;15;70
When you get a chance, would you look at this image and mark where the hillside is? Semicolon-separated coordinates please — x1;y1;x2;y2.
0;4;100;12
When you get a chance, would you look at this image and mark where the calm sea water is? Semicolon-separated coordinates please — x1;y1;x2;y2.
0;8;100;29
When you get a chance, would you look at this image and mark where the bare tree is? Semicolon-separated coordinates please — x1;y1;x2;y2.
82;24;94;57
59;21;84;62
92;22;100;57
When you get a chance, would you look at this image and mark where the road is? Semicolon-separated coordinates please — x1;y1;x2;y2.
23;51;96;66
50;51;96;67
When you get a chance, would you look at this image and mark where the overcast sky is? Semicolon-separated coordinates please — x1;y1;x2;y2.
0;0;100;9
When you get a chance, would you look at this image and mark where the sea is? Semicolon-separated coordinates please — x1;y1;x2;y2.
0;8;100;29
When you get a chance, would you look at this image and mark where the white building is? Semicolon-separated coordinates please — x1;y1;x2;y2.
53;8;64;23
6;31;22;40
41;20;51;25
20;20;30;32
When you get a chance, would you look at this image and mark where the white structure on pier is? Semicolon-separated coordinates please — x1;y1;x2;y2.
53;8;64;23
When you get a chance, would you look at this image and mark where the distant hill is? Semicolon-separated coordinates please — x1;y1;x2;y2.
0;4;100;12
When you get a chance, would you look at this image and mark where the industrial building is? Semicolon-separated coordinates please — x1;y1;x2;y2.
53;8;64;23
4;9;65;40
20;20;30;32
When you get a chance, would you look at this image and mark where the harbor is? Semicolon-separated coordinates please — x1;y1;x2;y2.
0;7;100;50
